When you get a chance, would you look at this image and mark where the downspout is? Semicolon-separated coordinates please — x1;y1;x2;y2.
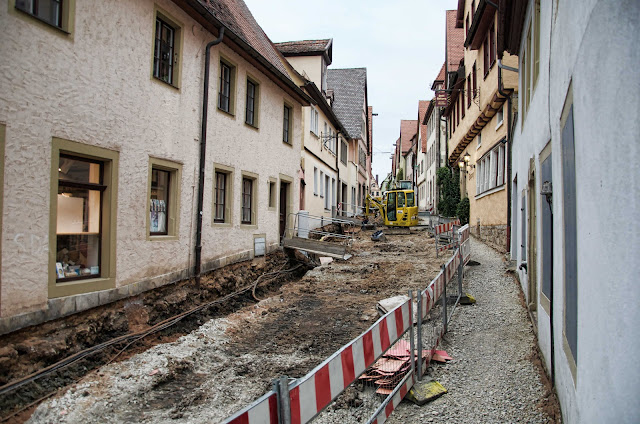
497;59;515;255
195;27;225;286
336;132;340;216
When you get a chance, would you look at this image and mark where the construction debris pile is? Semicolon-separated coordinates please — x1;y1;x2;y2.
358;340;452;396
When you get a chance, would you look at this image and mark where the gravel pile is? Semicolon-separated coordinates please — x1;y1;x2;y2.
386;238;556;423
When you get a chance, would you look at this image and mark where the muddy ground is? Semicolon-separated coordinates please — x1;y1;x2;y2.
2;226;446;423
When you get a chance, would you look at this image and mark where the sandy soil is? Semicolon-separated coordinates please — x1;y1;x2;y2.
22;227;445;423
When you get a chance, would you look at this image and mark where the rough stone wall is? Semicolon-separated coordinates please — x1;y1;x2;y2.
473;224;507;253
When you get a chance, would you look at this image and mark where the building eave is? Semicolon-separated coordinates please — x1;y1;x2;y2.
448;88;513;165
465;0;497;50
175;0;314;106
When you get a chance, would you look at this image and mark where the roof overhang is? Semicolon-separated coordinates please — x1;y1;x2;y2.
423;100;435;125
465;0;498;50
176;0;313;106
281;40;333;65
448;88;513;165
456;0;465;28
498;0;528;58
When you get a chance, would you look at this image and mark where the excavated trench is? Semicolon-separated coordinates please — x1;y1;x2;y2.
0;250;310;422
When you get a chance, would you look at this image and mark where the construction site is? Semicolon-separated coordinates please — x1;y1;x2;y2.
0;211;560;423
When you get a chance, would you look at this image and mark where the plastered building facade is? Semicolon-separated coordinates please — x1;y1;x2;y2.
0;0;308;333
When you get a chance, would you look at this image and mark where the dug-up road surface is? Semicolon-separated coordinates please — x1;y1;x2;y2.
28;231;557;423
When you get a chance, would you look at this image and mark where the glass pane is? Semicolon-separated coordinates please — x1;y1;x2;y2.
56;184;101;280
59;157;101;184
406;192;415;207
150;169;170;234
397;192;406;208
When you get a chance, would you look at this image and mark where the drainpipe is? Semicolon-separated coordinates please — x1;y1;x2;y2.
497;59;515;255
195;27;225;286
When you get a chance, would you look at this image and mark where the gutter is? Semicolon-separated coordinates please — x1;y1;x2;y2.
194;27;225;286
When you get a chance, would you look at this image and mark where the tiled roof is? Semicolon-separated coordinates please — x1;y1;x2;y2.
418;100;430;152
274;39;332;55
433;63;446;86
198;0;291;78
327;68;367;139
446;10;465;72
400;120;418;154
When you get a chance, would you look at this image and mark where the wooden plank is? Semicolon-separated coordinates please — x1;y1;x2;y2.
282;237;347;259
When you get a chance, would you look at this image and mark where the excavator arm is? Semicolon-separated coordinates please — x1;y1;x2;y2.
365;194;385;220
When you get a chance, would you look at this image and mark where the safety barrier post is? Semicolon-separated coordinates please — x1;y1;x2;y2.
441;263;447;333
415;289;422;381
458;248;463;296
409;290;416;378
274;376;291;424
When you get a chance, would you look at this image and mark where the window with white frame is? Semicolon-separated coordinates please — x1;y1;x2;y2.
476;143;506;196
324;175;330;209
319;171;324;197
496;105;504;128
476;132;482;149
310;108;319;135
522;0;540;117
313;167;318;195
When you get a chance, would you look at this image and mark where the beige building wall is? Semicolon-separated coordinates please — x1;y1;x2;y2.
285;56;323;90
0;0;302;327
448;5;518;250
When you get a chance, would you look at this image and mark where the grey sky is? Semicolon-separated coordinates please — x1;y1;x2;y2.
244;0;458;183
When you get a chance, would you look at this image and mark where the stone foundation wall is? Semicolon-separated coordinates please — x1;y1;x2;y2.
0;243;279;336
473;224;508;253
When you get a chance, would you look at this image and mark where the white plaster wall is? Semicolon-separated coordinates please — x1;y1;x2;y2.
285;56;322;89
0;0;302;317
511;1;640;422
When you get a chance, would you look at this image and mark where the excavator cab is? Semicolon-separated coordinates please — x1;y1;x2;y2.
366;189;418;227
386;190;418;227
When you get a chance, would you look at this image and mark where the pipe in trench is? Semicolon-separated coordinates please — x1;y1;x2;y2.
195;27;225;286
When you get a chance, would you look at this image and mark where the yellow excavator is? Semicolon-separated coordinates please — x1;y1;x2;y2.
365;189;419;227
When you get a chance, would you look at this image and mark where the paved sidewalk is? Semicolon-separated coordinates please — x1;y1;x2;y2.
387;238;558;423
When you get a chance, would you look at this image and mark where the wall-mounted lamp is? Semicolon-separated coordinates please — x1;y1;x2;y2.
462;152;475;171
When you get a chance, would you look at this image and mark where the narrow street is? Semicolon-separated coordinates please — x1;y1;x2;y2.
22;234;557;423
387;238;560;423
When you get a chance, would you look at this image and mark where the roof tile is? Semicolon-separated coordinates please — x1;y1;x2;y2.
274;39;332;55
446;10;465;72
400;120;418;154
418;100;430;151
327;68;367;139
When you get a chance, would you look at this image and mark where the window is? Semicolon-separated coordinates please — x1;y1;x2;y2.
213;165;233;225
472;63;477;98
475;143;506;196
153;19;175;85
150;169;170;235
522;0;540;117
310;108;319;135
214;172;227;223
319;171;324;197
15;0;73;31
467;76;471;109
218;59;236;114
56;155;104;281
340;139;348;165
245;79;259;127
313;167;318;195
324;175;330;209
562;102;578;368
50;138;118;297
241;177;254;224
268;179;276;209
496;105;504;128
359;146;366;168
283;104;292;144
148;158;181;238
477;133;482;149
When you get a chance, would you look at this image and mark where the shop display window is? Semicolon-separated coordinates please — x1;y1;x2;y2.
56;155;104;281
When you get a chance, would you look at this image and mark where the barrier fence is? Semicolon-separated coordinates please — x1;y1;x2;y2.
223;227;470;424
434;219;460;256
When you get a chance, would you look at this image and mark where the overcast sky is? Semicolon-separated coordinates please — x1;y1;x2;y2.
244;0;458;182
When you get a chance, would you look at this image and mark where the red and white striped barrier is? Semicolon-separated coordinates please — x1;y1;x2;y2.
222;391;279;424
367;372;416;424
288;300;412;424
434;219;460;236
458;224;471;264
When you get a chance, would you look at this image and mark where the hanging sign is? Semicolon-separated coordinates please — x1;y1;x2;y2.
435;90;448;107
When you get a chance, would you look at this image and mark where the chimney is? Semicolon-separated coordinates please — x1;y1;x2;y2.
376;174;379;185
